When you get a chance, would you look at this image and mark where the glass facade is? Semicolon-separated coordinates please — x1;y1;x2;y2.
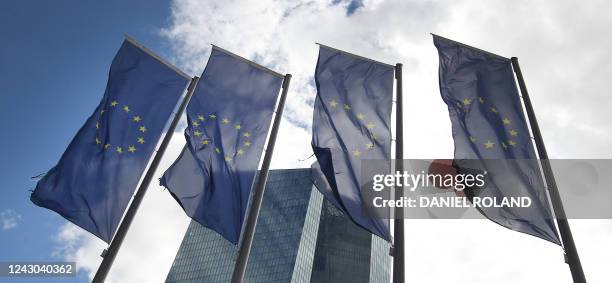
310;200;391;283
166;169;390;283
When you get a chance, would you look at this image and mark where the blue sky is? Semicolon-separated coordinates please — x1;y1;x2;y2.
0;1;180;281
0;1;365;282
2;0;612;282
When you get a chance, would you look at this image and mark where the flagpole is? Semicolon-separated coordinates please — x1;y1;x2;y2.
393;63;405;283
92;76;200;283
510;57;586;283
231;74;292;283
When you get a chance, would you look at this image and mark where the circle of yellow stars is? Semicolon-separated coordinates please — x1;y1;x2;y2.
458;96;520;151
94;100;147;155
328;99;380;158
188;113;253;163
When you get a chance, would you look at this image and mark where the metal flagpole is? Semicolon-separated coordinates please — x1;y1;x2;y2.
393;63;405;283
231;74;292;283
93;76;200;283
510;57;586;283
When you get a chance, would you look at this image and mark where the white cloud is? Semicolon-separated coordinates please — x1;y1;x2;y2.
53;222;105;278
270;119;314;169
159;0;612;282
59;0;612;282
1;209;22;231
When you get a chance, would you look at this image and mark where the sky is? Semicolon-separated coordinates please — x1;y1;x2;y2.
1;0;612;282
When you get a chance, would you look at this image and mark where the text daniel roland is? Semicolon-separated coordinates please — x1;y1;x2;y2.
369;171;532;209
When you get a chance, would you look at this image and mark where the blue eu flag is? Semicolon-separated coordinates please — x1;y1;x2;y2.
433;35;560;245
160;47;284;245
30;39;190;243
310;45;393;241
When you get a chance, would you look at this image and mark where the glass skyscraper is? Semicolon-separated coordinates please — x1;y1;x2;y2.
166;169;390;283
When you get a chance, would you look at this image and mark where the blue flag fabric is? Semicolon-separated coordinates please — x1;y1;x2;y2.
31;39;189;243
433;35;560;245
310;45;393;241
160;47;284;245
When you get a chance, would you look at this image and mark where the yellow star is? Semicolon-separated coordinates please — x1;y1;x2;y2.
366;142;374;150
123;105;130;113
502;142;508;149
462;98;472;105
201;139;209;145
352;149;361;157
96;122;100;129
243;132;251;138
508;140;518;147
469;136;477;143
133;116;141;122
209;114;217;119
222;118;230;124
100;110;105;115
193;130;202;137
192;121;200;127
237;149;245;155
479;97;484;104
502;118;511;125
137;137;145;144
95;137;101;145
329;100;338;107
366;122;375;130
343;104;351;110
484;140;495;149
357;113;365;120
197;114;205;121
244;141;252;147
490;107;498;113
110;101;118;107
215;147;221;154
225;156;232;162
139;126;146;132
104;143;111;150
128;145;136;153
116;146;123;154
509;129;518;136
235;124;241;130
